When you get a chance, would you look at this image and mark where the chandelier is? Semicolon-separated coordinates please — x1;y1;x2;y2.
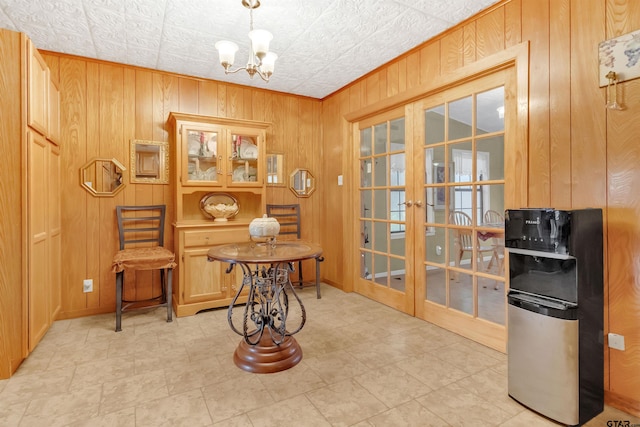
214;0;277;82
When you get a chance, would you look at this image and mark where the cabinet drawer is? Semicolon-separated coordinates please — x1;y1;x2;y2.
183;228;249;247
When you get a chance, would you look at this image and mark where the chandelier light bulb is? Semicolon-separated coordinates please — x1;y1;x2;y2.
260;52;277;76
248;29;272;59
215;41;239;68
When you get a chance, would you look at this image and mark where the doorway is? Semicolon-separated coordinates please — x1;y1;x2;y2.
355;67;516;351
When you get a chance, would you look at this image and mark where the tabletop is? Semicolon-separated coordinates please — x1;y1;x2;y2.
207;240;323;264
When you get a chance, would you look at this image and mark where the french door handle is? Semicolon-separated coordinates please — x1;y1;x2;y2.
401;200;413;207
414;200;423;207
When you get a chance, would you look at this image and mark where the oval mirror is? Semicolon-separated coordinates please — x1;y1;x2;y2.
130;139;169;184
80;158;126;197
289;168;316;197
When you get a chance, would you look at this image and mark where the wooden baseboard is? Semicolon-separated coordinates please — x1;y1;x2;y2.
606;390;640;418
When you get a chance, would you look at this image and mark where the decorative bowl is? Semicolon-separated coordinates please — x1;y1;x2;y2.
200;193;239;222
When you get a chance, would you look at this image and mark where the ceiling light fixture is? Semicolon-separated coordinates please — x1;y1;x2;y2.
214;0;277;82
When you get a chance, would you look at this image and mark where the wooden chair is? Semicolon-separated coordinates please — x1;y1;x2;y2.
112;205;176;331
449;210;498;280
266;204;324;298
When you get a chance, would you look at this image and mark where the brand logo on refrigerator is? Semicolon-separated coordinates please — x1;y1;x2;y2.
525;218;540;225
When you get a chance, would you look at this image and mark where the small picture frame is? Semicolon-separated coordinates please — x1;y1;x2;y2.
433;162;454;210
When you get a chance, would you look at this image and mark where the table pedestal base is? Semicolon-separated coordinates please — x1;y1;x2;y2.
233;331;302;373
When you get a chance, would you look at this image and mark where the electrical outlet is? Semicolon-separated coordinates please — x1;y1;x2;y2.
83;279;93;293
608;333;625;351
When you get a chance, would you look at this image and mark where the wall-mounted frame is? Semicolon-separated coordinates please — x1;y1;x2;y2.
266;152;285;186
130;139;169;184
80;158;126;197
289;168;316;197
433;162;454;210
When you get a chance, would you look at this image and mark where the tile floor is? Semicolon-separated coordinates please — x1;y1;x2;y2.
1;284;638;426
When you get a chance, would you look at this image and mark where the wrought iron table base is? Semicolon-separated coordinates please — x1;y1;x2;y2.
227;261;306;373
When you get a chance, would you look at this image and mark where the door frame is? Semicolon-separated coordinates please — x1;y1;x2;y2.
346;42;529;351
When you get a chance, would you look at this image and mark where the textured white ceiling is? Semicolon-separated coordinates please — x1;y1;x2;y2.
0;0;500;99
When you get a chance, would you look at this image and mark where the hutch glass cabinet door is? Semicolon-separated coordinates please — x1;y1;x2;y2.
182;125;222;186
228;129;261;185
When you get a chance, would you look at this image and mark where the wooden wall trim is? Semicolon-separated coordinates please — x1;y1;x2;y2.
344;41;529;123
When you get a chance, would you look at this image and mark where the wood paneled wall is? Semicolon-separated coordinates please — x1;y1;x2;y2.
320;0;640;416
39;52;322;319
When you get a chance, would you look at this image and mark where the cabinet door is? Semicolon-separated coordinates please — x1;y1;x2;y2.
181;125;223;186
183;247;227;303
48;79;60;145
227;128;264;187
28;130;50;351
27;40;48;136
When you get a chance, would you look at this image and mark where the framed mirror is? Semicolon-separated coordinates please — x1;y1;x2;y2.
80;158;126;197
130;139;169;184
266;152;285;186
289;168;316;197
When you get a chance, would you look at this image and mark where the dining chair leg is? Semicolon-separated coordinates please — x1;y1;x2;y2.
315;258;321;299
115;271;123;332
166;268;173;323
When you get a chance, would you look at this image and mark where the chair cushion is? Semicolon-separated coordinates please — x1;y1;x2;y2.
112;247;176;273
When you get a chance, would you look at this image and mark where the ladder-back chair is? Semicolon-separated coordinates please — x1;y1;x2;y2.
112;205;176;331
266;204;324;298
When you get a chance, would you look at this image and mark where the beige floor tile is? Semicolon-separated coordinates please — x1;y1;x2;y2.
417;382;513;427
164;355;228;395
367;399;451;426
431;342;503;375
454;368;523;416
0;366;75;405
69;355;135;390
306;378;388;426
498;409;559;426
212;413;254;426
355;364;431;407
0;400;28;427
202;374;275;423
99;370;169;415
66;406;136;427
397;352;469;390
19;383;102;427
135;389;213;427
304;349;370;384
256;361;326;401
247;394;331;427
134;345;191;375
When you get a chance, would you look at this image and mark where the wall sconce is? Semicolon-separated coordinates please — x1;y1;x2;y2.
605;71;624;110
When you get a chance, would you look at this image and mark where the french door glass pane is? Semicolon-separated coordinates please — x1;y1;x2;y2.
425;105;445;145
361;159;372;187
374;221;388;253
361;251;372;279
478;280;505;324
390;118;405;151
374;123;387;154
476;87;505;135
449;272;473;315
449;141;473;183
390;257;405;292
477;135;504;181
374;156;387;186
425;226;446;264
374;253;389;286
361;220;372;249
361;189;372;218
374;189;387;219
360;128;372;156
448;96;473;140
425;266;447;305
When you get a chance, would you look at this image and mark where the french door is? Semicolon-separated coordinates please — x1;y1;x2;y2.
355;68;516;351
